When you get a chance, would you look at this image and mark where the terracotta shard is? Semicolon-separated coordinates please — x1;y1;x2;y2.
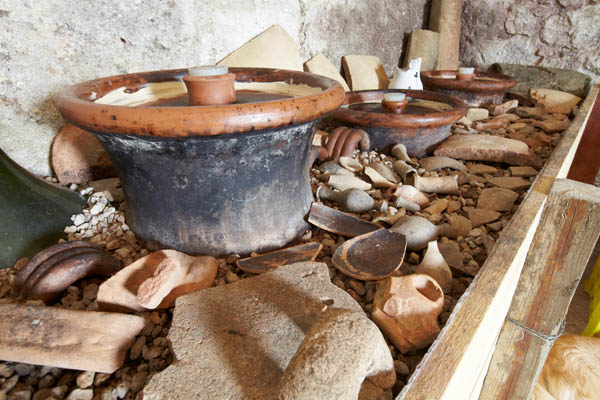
136;257;189;309
419;156;466;172
469;163;498;175
467;208;502;227
487;176;531;191
424;199;449;215
516;107;547;120
476;188;519;212
434;134;533;165
217;25;303;71
509;166;538;177
304;52;350;91
97;250;218;312
530;88;581;115
437;240;464;269
308;203;379;238
534;119;569;133
341;55;390;91
332;229;407;281
236;243;323;274
52;124;116;184
490;100;518;116
0;303;144;373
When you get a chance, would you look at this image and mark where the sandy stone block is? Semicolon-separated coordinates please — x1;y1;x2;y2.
434;134;533;165
466;108;489;122
429;0;462;70
304;52;350;91
403;29;439;71
476;188;519;211
0;303;144;373
217;25;303;71
97;250;218;312
52;124;116;185
342;55;390;91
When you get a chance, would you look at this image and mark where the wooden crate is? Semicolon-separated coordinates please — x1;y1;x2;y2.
398;85;600;400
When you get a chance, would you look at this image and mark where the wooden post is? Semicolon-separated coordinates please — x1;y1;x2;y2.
429;0;462;70
480;179;600;399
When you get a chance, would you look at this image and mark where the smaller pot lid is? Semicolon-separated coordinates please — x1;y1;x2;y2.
332;90;466;129
421;70;517;93
55;68;345;137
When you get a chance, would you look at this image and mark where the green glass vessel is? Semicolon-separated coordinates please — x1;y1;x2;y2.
0;148;85;268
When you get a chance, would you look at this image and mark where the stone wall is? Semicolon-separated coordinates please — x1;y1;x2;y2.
461;0;600;82
0;0;427;176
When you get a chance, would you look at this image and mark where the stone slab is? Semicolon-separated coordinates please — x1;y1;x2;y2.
143;262;394;400
429;0;462;70
476;188;519;212
51;124;116;185
0;303;144;373
403;29;439;71
217;25;303;71
342;55;390;91
434;134;533;165
304;52;350;91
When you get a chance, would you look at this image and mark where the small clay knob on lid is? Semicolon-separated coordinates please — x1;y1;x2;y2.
456;67;475;81
183;65;236;106
381;92;408;114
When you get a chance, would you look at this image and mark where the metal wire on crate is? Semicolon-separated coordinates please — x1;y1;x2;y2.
507;317;566;344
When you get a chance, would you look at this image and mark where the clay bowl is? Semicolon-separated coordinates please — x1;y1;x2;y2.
56;68;345;256
331;89;466;157
421;70;517;107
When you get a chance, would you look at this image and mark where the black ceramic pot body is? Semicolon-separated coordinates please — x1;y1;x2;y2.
93;121;316;256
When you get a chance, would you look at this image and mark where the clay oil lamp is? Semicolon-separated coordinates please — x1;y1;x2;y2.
381;92;409;113
183;65;236;106
456;67;475;81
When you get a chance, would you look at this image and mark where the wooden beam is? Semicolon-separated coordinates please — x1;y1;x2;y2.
480;179;600;399
399;87;599;399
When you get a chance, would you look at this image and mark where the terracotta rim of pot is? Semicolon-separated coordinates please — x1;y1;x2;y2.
332;89;467;129
55;67;345;137
421;70;517;93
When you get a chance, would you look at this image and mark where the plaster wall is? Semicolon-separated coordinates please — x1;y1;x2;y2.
0;0;427;176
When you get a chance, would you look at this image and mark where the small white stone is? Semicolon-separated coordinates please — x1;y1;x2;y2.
73;214;86;226
90;202;105;215
75;371;95;388
64;226;77;233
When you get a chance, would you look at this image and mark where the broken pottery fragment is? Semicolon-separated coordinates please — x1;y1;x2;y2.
509;166;538;177
392;160;417;182
136;255;190;309
13;241;121;303
319;161;354;176
411;174;459;195
394;196;421;212
468;163;497;175
467;208;502;228
236;242;323;274
466;108;489;122
97;250;218;312
332;229;407;281
392;185;430;207
415;241;453;293
342;55;390;91
492;113;520;122
424;198;449;215
437;240;464;270
391;143;415;165
370;162;400;184
304;52;350;91
143;262;395;399
477;188;519;212
434;134;533;165
308;203;379;237
490;100;518;116
52;124;116;185
446;214;473;239
0;303;144;373
474;119;508;131
316;186;374;213
364;166;396;188
390;215;449;251
419;156;466;172
339;156;363;173
372;275;444;353
516;107;547;120
530;88;581;115
534;119;569;133
487;176;531;191
328;174;372;191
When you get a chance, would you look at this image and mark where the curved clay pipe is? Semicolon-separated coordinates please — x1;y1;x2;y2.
322;127;371;161
309;145;329;166
14;241;122;303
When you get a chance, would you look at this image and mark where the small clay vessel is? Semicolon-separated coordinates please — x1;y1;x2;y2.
381;92;408;113
392;160;416;182
308;203;379;237
364;166;396;188
327;174;372;191
316;186;374;213
183;66;236;106
372;274;444;353
390;215;449;250
370;162;399;184
391;143;414;165
392;185;430;207
339;156;363;173
393;197;420;213
457;67;475;81
410;174;459;195
319;161;354;176
415;241;453;293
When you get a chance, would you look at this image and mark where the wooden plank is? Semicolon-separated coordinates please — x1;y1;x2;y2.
0;303;145;373
480;179;600;399
567;84;600;184
399;86;599;399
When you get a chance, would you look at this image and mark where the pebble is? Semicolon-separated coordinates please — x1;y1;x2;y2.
0;363;13;378
14;364;34;377
1;375;18;393
225;271;239;283
75;371;94;389
394;360;410;376
129;336;146;361
65;388;93;400
7;391;31;400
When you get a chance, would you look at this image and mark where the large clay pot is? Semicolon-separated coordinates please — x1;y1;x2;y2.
56;68;345;256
